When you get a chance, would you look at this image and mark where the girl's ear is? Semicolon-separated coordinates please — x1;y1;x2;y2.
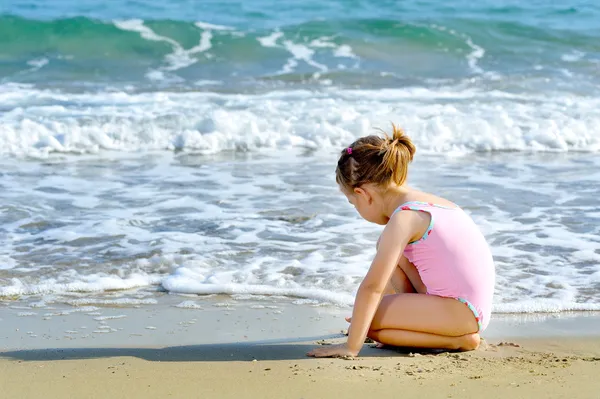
353;186;373;204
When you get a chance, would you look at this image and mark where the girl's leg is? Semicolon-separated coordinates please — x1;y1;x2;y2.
383;256;426;295
397;256;426;294
349;256;477;350
355;257;436;349
384;256;417;295
367;293;480;351
377;233;424;294
368;329;479;351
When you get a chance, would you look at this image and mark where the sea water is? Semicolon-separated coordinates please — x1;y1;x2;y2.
1;0;599;316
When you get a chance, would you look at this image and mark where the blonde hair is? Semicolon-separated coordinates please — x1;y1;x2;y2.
335;123;416;191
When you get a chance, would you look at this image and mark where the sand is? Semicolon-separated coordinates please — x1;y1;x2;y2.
2;298;600;398
1;337;600;399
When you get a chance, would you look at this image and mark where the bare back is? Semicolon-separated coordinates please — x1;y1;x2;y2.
400;187;458;209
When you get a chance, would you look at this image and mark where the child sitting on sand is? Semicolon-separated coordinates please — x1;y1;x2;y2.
307;125;495;358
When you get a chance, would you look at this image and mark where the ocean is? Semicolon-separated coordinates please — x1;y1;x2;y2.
1;0;599;315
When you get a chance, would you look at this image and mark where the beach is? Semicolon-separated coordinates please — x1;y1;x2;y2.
3;339;600;399
2;298;600;398
2;0;600;397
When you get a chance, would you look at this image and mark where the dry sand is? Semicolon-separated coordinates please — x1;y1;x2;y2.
2;336;600;399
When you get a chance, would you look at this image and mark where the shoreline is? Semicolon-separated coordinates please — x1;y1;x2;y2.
3;294;600;351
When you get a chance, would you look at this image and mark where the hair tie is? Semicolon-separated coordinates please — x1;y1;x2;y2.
346;147;353;155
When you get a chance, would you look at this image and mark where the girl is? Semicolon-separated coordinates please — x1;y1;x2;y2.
307;124;495;358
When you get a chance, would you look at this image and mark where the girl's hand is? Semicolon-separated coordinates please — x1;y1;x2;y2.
306;343;358;358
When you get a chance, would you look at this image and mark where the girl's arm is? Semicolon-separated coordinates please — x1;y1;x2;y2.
307;210;426;358
345;211;421;354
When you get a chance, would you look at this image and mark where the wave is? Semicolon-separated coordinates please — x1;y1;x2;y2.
1;15;597;88
3;273;600;314
1;84;599;157
0;15;592;51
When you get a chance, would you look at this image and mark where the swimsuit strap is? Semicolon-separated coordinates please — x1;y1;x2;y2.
392;201;457;245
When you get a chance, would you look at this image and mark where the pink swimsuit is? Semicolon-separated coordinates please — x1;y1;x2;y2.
395;201;495;331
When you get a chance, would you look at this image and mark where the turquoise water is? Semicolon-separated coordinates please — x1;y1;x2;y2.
1;0;599;93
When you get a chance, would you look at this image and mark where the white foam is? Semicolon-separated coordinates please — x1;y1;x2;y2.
1;85;599;158
257;31;283;47
495;301;600;313
195;21;234;31
281;40;327;73
0;274;162;297
145;70;167;81
26;58;49;70
114;19;219;78
194;79;222;86
333;44;357;58
42;307;100;316
0;255;17;270
162;278;355;306
257;31;333;74
191;30;212;54
464;36;485;74
93;315;127;321
310;37;357;58
430;24;485;74
309;37;337;48
67;298;158;307
114;19;181;50
175;301;205;309
561;50;585;62
114;19;191;76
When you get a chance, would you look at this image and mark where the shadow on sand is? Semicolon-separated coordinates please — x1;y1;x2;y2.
0;335;435;363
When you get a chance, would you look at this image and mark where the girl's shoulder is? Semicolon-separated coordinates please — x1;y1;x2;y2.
400;191;458;209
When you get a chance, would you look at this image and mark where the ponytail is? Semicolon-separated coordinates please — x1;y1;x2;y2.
336;123;416;190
